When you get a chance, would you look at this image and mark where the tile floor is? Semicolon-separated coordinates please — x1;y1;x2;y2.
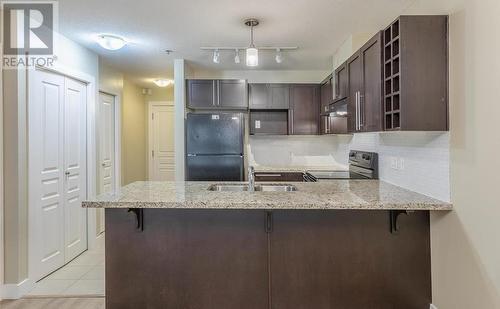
26;235;105;297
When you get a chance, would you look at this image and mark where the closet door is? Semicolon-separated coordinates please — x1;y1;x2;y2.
63;78;88;262
29;70;66;280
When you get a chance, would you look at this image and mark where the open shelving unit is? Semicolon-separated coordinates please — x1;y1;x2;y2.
383;19;401;130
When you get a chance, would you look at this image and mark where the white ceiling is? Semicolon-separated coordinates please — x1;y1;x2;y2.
58;0;418;86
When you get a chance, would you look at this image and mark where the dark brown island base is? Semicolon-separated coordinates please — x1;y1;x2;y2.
84;181;452;309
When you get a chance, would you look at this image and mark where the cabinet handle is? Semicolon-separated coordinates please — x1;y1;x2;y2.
212;81;216;106
217;80;221;106
290;110;294;134
359;93;364;128
355;92;359;131
257;174;282;177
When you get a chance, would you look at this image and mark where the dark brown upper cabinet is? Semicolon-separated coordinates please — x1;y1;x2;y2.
347;32;384;133
320;75;334;115
289;84;320;135
334;62;348;100
249;83;290;110
187;79;248;110
383;16;448;131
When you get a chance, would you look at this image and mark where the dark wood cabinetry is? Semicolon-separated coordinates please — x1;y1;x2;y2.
187;79;248;110
347;32;384;133
270;210;431;309
320;75;333;115
289;85;320;135
106;209;432;309
106;210;268;309
383;16;448;131
254;172;305;182
249;84;290;109
334;62;348;100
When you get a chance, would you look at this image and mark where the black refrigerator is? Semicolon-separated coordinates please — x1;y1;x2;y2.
186;113;245;181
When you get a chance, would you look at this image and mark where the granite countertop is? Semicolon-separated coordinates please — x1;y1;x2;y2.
83;181;452;211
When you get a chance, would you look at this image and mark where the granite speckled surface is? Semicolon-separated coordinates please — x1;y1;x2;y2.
83;181;452;211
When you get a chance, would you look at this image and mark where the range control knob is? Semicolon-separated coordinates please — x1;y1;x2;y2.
362;154;371;160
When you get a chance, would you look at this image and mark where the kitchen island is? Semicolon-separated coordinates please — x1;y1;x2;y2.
84;180;451;309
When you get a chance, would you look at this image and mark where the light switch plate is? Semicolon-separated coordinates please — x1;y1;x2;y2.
255;120;261;129
430;304;438;309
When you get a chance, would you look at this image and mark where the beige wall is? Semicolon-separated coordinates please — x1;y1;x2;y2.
429;1;500;308
121;79;147;185
146;86;174;102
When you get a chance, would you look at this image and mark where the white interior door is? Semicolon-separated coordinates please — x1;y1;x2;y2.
63;78;88;262
97;92;115;235
29;69;88;281
29;69;66;280
149;103;175;181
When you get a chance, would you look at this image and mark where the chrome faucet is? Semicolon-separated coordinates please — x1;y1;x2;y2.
248;166;255;192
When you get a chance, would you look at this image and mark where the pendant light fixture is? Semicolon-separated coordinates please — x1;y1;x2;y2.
245;19;259;67
200;18;298;67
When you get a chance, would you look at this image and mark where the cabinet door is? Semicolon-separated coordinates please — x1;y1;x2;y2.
249;84;269;109
320;77;333;115
218;80;248;109
106;209;269;309
361;32;383;132
347;53;363;133
269;84;290;109
335;62;348;99
289;85;319;135
187;80;215;109
270;211;394;309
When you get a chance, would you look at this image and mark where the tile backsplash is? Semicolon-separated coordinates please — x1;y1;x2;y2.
249;132;450;202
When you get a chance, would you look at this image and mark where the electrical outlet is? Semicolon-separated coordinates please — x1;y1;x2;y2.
255;120;261;129
390;157;398;169
398;158;405;170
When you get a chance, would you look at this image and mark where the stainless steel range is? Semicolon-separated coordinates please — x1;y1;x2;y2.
307;150;378;180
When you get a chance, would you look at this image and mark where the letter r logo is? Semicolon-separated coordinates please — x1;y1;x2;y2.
2;2;54;55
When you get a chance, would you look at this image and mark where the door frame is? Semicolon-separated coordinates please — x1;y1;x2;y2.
147;101;174;180
97;91;121;194
27;63;97;284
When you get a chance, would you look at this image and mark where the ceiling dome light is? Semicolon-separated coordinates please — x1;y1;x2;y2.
154;79;173;87
275;48;283;63
234;49;240;64
97;34;127;50
213;49;220;64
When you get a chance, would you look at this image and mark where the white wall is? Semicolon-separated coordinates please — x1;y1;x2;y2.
249;136;347;168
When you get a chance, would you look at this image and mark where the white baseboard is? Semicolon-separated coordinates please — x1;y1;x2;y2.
1;278;34;299
430;304;438;309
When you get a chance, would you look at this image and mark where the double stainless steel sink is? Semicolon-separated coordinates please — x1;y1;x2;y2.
208;184;298;192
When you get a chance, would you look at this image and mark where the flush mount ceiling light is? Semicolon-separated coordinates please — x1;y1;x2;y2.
97;34;127;50
154;79;173;87
201;18;297;67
